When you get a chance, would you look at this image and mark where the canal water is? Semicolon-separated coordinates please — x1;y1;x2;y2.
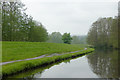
7;50;119;78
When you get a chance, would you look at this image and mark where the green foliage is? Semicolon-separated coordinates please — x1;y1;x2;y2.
71;35;87;44
87;17;119;49
47;32;63;43
2;2;27;41
29;21;48;42
71;36;80;44
62;33;72;44
2;48;94;76
2;2;48;42
0;27;1;41
2;41;86;62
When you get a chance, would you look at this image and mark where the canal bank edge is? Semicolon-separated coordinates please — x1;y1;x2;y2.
2;48;94;77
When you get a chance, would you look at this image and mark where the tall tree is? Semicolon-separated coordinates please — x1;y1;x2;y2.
0;2;2;41
87;17;118;49
62;33;72;44
71;36;80;44
2;1;48;42
47;32;63;43
29;21;48;42
2;1;27;41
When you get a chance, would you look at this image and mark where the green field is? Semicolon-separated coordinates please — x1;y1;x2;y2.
2;41;94;77
2;48;94;76
2;41;87;62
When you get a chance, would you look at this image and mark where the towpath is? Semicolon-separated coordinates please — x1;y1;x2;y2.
0;48;87;65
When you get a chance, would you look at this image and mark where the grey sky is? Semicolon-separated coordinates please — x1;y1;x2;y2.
21;0;118;35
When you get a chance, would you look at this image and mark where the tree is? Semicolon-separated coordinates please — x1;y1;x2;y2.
72;35;87;44
71;36;80;44
0;2;1;41
87;17;118;49
47;32;63;43
1;1;48;42
29;21;48;42
62;33;72;44
2;1;29;41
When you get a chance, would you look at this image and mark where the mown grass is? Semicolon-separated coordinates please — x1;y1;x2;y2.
2;41;86;62
2;48;94;77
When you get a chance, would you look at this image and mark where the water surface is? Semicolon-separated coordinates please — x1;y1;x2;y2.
7;49;119;78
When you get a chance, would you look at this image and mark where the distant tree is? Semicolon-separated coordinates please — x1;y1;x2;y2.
71;36;80;44
79;36;87;44
47;32;63;43
62;33;72;44
29;21;48;42
71;35;87;44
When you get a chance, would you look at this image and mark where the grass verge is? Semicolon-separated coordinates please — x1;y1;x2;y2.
3;41;86;62
2;48;94;77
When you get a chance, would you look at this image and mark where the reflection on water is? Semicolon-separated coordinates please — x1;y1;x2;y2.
7;55;98;78
5;50;120;79
86;49;120;78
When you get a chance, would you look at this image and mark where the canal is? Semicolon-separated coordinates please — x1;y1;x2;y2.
6;49;119;79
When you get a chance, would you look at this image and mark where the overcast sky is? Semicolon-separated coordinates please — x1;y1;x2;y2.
21;0;119;35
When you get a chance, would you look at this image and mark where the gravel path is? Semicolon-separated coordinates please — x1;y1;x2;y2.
0;49;86;65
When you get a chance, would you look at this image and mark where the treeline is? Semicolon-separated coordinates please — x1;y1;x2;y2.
47;32;87;44
2;1;48;42
87;17;119;49
1;1;87;44
47;32;63;43
71;35;87;44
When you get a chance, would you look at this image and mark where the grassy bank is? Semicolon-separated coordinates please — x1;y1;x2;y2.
2;42;86;62
2;48;94;77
